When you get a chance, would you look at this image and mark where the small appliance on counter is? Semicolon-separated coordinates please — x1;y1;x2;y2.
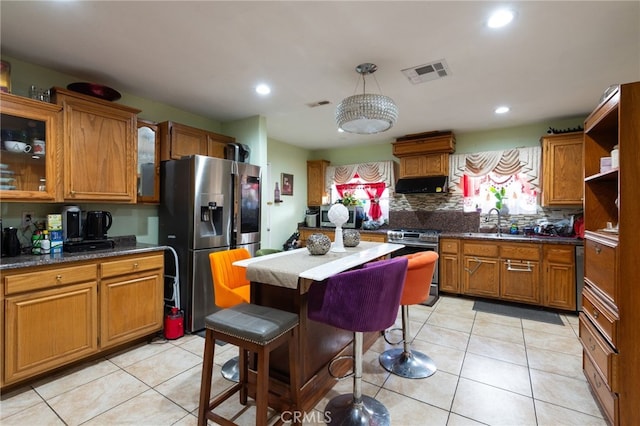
61;205;82;243
85;210;112;240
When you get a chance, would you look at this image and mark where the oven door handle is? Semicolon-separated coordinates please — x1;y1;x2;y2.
464;256;482;275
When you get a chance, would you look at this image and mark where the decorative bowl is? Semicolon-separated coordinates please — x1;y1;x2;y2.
306;233;331;255
343;229;361;247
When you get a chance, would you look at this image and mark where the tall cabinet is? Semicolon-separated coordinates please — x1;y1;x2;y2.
579;81;640;426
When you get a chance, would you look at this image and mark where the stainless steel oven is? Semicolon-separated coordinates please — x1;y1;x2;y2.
387;229;440;306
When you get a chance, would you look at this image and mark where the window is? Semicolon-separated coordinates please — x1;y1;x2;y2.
462;172;537;214
331;179;389;224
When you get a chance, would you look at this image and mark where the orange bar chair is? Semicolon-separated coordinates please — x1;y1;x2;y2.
379;251;439;379
209;248;251;381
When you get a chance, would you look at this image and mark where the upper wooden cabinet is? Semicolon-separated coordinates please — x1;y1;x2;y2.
0;93;62;202
393;131;455;179
307;159;330;206
137;120;160;204
158;121;234;161
541;132;584;206
52;87;140;203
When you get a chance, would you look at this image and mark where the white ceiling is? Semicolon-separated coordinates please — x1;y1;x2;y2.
1;1;639;150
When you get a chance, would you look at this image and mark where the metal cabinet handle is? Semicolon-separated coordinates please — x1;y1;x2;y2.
594;246;601;254
506;259;532;272
56;274;62;282
133;262;139;269
592;309;599;319
464;257;482;275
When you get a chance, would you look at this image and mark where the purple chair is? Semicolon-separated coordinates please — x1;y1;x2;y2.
308;257;408;426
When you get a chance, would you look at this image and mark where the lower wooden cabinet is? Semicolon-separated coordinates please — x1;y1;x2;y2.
462;242;500;298
543;245;577;310
439;238;460;293
499;244;541;304
1;251;164;388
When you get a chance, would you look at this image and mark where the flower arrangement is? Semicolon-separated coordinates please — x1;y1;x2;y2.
338;191;361;206
489;186;506;210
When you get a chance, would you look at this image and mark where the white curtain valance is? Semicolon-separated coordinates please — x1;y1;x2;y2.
325;161;396;194
449;147;541;193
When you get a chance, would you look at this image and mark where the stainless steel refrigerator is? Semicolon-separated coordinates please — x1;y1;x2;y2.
159;155;261;332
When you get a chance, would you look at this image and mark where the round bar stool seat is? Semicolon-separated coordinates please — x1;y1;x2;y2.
379;251;439;379
198;303;300;426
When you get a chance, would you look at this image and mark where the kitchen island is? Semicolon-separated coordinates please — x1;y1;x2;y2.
232;242;404;413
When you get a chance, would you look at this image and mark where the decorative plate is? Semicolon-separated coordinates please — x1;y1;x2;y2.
67;82;121;101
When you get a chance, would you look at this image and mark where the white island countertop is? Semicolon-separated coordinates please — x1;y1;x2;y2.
233;241;404;289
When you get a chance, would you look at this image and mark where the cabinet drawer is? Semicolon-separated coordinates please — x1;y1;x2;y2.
584;238;617;303
582;285;618;347
440;239;459;254
579;313;618;392
583;349;618;426
4;264;97;295
543;245;574;264
500;244;540;261
101;254;164;279
463;242;498;257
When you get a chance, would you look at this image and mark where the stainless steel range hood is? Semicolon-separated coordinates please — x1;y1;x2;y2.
395;176;448;194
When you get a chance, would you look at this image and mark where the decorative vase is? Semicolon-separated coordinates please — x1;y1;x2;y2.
306;233;331;255
343;229;361;247
328;204;349;252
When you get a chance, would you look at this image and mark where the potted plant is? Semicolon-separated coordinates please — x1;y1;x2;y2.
490;186;508;214
338;191;365;228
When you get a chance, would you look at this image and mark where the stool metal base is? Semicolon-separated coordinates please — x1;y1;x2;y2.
325;394;390;426
379;349;437;379
221;356;239;382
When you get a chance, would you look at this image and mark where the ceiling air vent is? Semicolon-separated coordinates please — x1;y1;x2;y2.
306;100;331;108
401;59;450;84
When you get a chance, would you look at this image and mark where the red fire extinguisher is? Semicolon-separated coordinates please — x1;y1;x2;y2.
164;307;184;340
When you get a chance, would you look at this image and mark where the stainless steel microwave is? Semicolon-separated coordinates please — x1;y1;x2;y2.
319;205;357;228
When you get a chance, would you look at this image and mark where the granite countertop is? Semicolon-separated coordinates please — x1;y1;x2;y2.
298;226;389;236
442;232;584;245
0;237;168;271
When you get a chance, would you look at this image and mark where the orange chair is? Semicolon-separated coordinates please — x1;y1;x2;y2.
379;251;439;379
208;248;251;381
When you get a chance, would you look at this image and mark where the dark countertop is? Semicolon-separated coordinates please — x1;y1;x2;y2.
442;232;584;245
0;242;168;271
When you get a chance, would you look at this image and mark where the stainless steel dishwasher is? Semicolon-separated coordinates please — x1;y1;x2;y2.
575;245;584;311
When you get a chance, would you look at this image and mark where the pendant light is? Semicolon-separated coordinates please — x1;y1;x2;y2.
336;63;398;134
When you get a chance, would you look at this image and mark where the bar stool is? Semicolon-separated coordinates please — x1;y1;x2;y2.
209;248;251;382
197;303;300;426
307;257;408;426
379;251;439;379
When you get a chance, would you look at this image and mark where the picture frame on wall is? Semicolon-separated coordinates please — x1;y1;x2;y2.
281;173;293;196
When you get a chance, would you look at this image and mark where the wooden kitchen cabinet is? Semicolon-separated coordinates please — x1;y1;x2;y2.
307;159;330;206
398;153;449;178
543;244;576;310
1;251;164;389
3;264;99;385
158;121;234;161
499;243;541;304
579;81;640;426
0;92;62;202
52;87;140;203
439;238;460;293
462;241;500;298
100;254;164;349
541;131;584;206
137;120;160;204
393;131;455;179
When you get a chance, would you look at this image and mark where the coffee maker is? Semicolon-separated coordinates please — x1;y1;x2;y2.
61;205;82;243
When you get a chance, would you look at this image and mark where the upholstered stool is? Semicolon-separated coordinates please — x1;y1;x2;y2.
379;251;439;379
209;249;252;382
308;257;408;426
198;303;300;426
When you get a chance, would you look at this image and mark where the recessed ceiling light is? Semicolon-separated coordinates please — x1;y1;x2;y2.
488;9;514;28
495;106;510;114
255;84;271;95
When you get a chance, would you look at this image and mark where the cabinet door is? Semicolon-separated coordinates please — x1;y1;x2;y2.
4;282;98;384
423;153;449;176
462;255;500;297
207;132;234;159
399;155;425;178
0;93;62;201
307;160;329;206
55;89;139;202
543;245;576;310
167;122;208;160
500;259;541;304
137;120;160;203
440;253;460;293
100;256;164;349
541;132;584;206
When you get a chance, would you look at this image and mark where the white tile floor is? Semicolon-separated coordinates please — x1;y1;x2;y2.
0;295;607;425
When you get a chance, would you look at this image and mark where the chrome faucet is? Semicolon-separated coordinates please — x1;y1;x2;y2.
487;208;502;236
